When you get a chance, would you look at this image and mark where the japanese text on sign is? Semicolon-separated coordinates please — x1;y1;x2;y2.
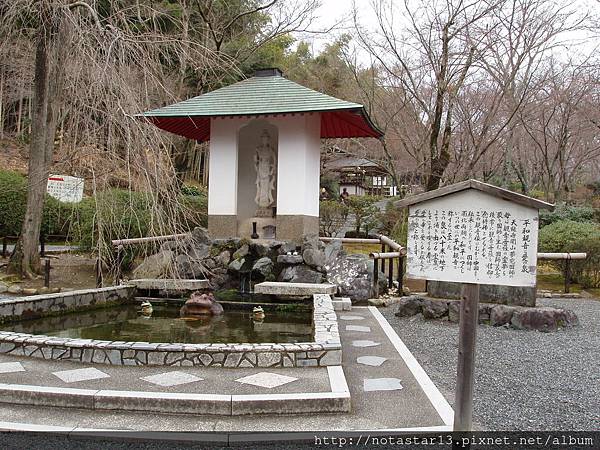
406;191;539;287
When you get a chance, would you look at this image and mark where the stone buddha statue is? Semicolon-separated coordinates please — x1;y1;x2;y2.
254;130;276;214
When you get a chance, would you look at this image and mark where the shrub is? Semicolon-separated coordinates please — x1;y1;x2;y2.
320;175;340;200
181;183;206;197
538;220;598;253
319;200;349;237
539;220;600;288
539;203;596;227
0;170;74;239
179;193;208;229
345;195;380;234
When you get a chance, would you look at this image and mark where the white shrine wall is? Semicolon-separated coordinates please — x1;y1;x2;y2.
207;113;321;239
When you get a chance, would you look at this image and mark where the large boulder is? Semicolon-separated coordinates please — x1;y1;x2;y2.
395;296;424;317
421;299;449;319
302;248;326;270
326;253;386;302
302;233;325;251
0;282;7;294
448;301;460;323
323;240;344;265
190;227;211;245
175;254;206;279
215;250;231;267
277;254;304;265
250;242;270;258
278;264;325;284
252;257;274;278
232;244;249;260
490;305;518;327
132;250;174;279
511;307;579;332
228;258;246;273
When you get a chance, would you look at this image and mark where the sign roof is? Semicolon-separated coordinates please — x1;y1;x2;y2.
394;179;554;211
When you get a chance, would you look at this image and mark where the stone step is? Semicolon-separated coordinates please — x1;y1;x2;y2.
127;279;209;291
254;282;337;296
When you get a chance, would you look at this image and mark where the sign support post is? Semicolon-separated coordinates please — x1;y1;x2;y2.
453;283;480;448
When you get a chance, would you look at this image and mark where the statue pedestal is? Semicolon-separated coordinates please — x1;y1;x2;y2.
255;207;274;218
238;217;276;240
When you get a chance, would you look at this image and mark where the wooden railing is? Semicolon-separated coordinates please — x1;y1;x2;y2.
537;252;587;293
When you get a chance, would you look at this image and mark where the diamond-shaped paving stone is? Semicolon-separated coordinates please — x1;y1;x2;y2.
357;356;387;367
235;372;298;389
0;362;25;374
352;340;380;348
339;315;364;321
363;378;403;392
346;325;371;332
141;371;203;387
52;367;110;383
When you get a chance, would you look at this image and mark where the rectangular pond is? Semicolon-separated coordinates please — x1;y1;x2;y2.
0;304;313;345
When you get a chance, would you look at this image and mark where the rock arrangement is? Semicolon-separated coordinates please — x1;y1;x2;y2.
395;295;579;332
132;227;387;302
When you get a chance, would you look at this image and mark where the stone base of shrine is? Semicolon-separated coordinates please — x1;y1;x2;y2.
208;215;238;239
276;215;319;242
427;280;536;307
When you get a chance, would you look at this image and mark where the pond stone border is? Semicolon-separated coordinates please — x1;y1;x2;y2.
0;288;341;368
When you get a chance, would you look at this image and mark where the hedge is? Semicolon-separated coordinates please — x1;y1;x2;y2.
539;220;600;288
0;170;71;238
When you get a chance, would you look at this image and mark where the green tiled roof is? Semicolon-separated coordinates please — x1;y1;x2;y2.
140;74;365;117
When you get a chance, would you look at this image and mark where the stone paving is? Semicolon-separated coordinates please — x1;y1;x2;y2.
0;305;453;430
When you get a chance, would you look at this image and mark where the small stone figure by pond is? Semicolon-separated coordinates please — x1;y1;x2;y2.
140;301;153;316
253;305;265;320
180;292;224;317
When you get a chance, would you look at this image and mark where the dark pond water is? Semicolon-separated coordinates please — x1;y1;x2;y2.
1;304;313;344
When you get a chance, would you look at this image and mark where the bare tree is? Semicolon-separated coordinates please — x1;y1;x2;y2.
354;0;502;191
1;0;227;278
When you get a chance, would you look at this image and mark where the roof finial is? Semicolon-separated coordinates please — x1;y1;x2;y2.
254;68;283;77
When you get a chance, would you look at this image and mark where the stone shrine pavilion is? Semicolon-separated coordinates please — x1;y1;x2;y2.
139;68;383;241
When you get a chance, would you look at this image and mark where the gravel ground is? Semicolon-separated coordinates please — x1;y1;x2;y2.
381;297;600;431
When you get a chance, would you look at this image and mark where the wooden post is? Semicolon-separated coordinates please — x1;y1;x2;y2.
388;257;393;288
564;258;571;294
1;237;6;257
95;258;103;288
397;256;404;293
114;245;123;286
454;283;480;440
44;259;51;288
373;258;379;298
380;243;386;276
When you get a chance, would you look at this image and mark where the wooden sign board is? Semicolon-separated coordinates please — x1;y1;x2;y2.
47;175;84;203
406;189;539;287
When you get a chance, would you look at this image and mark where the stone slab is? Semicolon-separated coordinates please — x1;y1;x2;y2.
52;367;110;383
0;362;25;374
254;282;337;296
140;371;203;387
235;372;298;389
231;392;350;415
127;279;209;291
0;384;97;409
332;297;352;311
363;378;403;392
94;390;232;415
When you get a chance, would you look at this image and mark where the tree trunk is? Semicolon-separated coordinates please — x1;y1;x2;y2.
8;6;65;278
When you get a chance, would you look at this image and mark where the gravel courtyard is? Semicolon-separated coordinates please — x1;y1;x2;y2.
381;297;600;431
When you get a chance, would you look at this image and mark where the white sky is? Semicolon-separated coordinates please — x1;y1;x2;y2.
297;0;598;63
